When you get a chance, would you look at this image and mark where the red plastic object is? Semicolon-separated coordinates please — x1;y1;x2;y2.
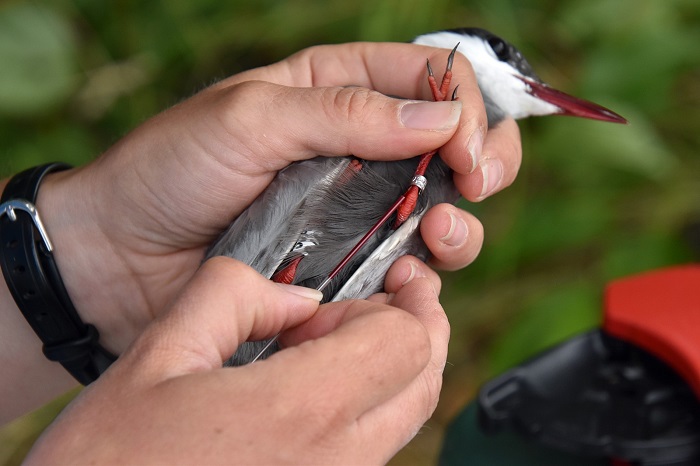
604;264;700;397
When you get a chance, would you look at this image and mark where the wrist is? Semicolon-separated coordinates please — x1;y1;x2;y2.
0;176;75;422
34;167;141;355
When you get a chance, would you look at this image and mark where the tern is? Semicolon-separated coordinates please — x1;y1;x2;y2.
205;28;626;365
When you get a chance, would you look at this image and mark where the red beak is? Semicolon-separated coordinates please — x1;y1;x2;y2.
522;77;627;124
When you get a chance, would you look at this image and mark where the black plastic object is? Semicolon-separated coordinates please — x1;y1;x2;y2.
440;402;606;466
477;330;700;465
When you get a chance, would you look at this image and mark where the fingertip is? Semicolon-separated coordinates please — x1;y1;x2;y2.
421;205;484;271
274;283;324;301
385;256;441;295
439;211;469;248
476;158;505;200
305;87;462;161
440;119;487;176
454;117;521;202
399;100;462;131
466;127;484;174
139;257;322;371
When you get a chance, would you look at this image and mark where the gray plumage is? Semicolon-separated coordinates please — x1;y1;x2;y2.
205;28;625;366
207;156;458;365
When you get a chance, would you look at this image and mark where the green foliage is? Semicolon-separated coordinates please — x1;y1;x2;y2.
0;4;78;117
486;280;603;376
1;0;698;464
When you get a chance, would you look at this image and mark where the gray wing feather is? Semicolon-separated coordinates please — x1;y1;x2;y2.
210;156;458;366
205;157;352;276
331;213;425;301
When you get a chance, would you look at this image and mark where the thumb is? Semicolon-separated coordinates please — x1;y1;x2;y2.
120;256;322;380
210;81;463;167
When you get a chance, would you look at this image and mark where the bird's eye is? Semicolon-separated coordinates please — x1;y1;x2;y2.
488;37;509;61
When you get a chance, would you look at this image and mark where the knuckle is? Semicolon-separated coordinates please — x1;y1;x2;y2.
200;255;234;276
216;81;285;126
212;81;291;170
219;80;265;108
323;86;379;127
294;44;323;66
200;256;258;289
213;81;263;133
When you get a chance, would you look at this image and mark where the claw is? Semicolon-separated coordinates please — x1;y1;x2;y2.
434;43;459;101
446;42;460;72
401;48;462;227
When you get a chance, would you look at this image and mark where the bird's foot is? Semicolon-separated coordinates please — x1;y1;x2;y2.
427;42;459;102
395;44;460;229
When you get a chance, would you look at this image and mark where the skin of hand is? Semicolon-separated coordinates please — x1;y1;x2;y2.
24;256;449;465
0;41;521;421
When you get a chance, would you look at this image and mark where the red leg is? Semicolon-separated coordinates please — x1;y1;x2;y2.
301;44;462;301
426;43;459;102
438;43;459;100
394;44;461;228
271;255;304;284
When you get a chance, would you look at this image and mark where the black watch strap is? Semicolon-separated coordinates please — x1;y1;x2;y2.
0;163;116;385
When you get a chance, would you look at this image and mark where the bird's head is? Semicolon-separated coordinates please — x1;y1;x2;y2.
413;28;626;125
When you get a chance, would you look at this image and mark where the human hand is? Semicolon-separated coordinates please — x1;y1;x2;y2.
36;42;520;358
25;256;449;465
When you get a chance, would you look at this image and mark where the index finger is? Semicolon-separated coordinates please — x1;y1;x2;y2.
224;42;488;175
354;278;450;459
267;296;432;425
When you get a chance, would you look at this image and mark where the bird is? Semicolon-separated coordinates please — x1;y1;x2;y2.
204;27;626;366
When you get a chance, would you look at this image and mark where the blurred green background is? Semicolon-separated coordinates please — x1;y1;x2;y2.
0;0;698;464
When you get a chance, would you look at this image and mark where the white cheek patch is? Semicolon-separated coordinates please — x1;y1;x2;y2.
484;77;560;119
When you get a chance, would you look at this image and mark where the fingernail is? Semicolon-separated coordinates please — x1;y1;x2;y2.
478;158;504;199
467;128;484;173
402;261;427;286
440;212;468;247
275;283;323;301
401;101;462;130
